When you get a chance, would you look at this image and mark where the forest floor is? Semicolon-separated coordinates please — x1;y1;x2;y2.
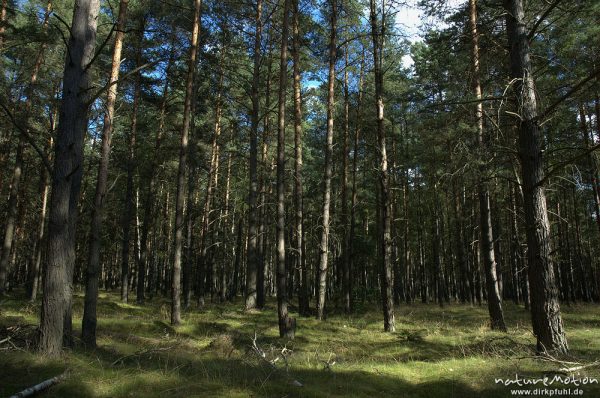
1;292;599;397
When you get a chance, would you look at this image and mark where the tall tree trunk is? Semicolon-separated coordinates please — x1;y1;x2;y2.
276;0;294;338
579;105;600;237
504;0;568;353
137;31;176;305
594;96;600;233
82;0;129;347
292;0;308;316
402;127;412;304
452;181;468;303
257;37;275;308
470;0;506;331
172;0;202;326
230;217;243;299
0;123;22;292
245;0;263;310
39;0;101;356
183;170;197;309
432;199;444;308
349;51;364;310
480;190;507;330
0;1;51;295
316;0;337;321
28;137;52;301
369;0;395;332
341;37;351;314
121;18;144;304
199;50;225;303
219;153;232;302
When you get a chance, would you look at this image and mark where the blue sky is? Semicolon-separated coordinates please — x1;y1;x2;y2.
396;0;463;68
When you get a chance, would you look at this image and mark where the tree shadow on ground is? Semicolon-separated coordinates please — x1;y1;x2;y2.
0;351;510;398
1;354;94;398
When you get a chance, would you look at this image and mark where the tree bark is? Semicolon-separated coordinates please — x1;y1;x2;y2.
469;0;506;331
504;0;568;353
432;199;444;308
341;37;351;314
172;0;202;326
28;137;52;301
257;37;275;308
276;0;294;338
121;18;144;304
370;0;395;332
229;217;243;299
219;153;232;302
81;0;129;347
292;0;308;316
246;0;263;310
39;0;101;356
316;0;337;321
183;170;197;309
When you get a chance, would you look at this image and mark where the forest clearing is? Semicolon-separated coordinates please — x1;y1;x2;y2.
1;0;600;396
2;293;599;397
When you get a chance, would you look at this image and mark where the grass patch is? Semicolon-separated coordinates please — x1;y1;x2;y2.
1;292;599;397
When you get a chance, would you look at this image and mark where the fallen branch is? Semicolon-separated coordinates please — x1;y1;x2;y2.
250;333;303;387
559;360;600;373
9;372;68;398
518;345;600;374
317;352;337;372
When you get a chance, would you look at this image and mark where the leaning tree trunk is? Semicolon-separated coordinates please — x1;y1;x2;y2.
39;0;101;356
276;0;294;338
316;0;337;321
469;0;507;332
504;0;568;353
82;0;129;347
369;0;395;332
245;0;263;310
172;0;202;326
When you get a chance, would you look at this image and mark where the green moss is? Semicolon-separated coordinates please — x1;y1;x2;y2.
1;293;599;397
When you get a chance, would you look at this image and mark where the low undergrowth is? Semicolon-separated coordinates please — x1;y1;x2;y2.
1;292;599;397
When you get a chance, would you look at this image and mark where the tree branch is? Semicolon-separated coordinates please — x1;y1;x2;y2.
0;100;53;174
84;23;116;72
538;143;600;187
528;0;565;40
539;66;600;120
85;60;159;106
